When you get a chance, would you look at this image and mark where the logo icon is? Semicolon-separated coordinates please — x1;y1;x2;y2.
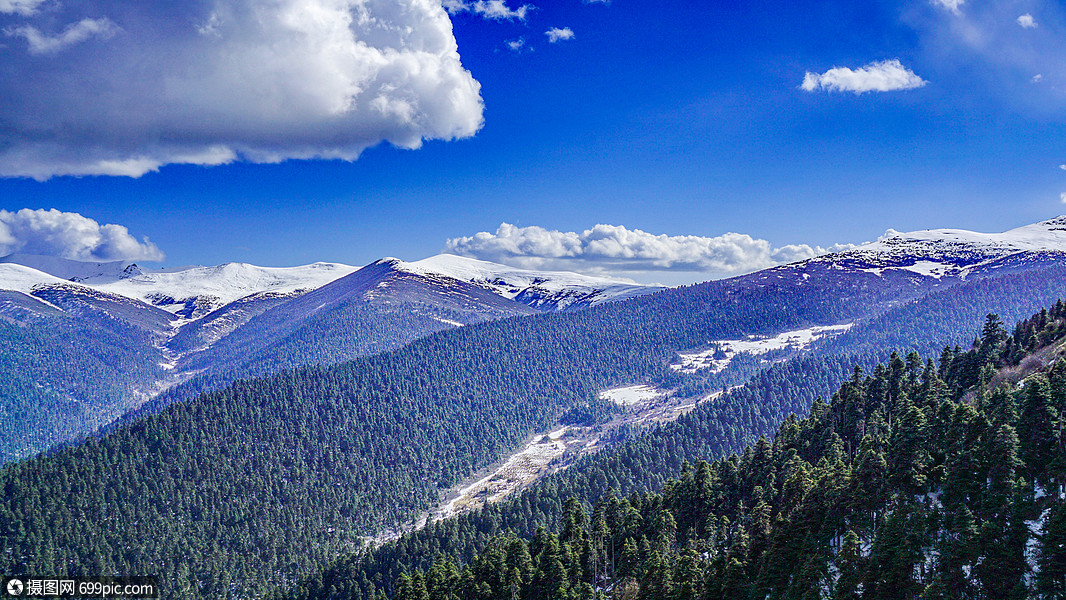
5;579;23;596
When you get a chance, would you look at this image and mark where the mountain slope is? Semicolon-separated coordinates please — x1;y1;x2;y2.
282;270;1066;599
291;302;1066;600
176;258;542;377
5;216;1066;595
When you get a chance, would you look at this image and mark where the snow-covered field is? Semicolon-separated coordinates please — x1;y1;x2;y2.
671;323;853;374
598;384;663;406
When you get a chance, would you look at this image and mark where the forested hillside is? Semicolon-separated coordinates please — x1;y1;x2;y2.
293;304;1066;600
283;353;863;600
0;302;166;462
815;266;1066;359
281;273;1066;599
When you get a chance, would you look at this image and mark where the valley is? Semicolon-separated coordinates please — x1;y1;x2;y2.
366;382;729;548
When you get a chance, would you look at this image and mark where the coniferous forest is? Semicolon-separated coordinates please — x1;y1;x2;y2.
286;305;1066;600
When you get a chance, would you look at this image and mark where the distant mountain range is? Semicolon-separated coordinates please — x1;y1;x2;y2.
0;252;660;461
2;216;1066;462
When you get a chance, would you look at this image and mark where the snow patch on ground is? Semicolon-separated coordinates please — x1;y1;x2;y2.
599;384;663;406
438;427;569;517
901;260;953;278
671;324;853;374
1026;507;1051;580
368;387;725;548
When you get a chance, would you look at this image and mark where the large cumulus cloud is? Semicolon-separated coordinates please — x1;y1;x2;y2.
445;223;855;282
0;209;164;261
0;0;484;180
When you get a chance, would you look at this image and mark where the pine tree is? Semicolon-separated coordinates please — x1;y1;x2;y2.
613;537;638;579
672;549;701;600
834;530;863;600
1037;501;1066;598
638;550;672;600
1018;376;1060;487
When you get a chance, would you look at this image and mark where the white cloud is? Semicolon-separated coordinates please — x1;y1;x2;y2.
445;0;530;20
1017;14;1037;28
0;0;484;180
933;0;964;15
0;209;164;261
801;59;927;94
444;223;856;281
545;27;574;43
0;0;45;16
1061;192;1066;204
1060;164;1066;170
1032;74;1044;83
475;0;529;19
6;17;119;54
506;37;525;52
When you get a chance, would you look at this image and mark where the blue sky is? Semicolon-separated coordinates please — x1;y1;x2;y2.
0;0;1064;284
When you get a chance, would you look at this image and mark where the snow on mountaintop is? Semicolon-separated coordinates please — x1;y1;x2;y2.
0;254;141;283
94;261;360;317
0;253;361;319
0;263;79;294
835;213;1066;265
0;252;655;323
409;254;639;289
780;216;1066;283
405;254;660;309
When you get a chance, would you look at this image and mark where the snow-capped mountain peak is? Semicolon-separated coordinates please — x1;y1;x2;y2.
0;262;77;294
93;261;361;319
0;253;141;284
871;216;1066;254
0;253;362;320
807;216;1066;279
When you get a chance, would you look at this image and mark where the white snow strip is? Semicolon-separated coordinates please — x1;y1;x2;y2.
439;427;569;516
901;260;953;278
671;323;853;374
